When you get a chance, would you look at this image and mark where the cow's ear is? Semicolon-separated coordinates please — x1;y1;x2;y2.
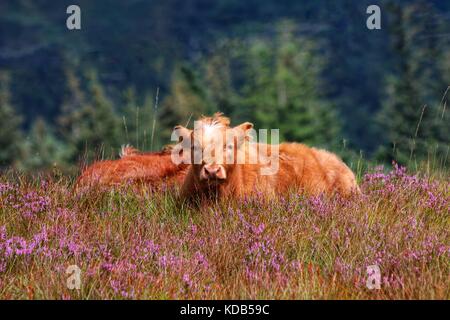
234;122;253;132
233;122;254;144
173;125;192;142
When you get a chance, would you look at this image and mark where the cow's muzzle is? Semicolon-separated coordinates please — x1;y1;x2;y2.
200;164;227;181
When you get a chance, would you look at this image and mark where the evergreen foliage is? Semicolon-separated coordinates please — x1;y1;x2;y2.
378;1;449;164
0;72;24;167
159;64;211;139
21;117;66;171
241;21;341;148
0;1;448;171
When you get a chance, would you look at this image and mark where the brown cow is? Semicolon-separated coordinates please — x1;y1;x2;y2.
177;113;359;201
75;145;187;192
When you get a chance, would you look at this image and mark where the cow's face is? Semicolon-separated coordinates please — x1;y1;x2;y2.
175;117;253;185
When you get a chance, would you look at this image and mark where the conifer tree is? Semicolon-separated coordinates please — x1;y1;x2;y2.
58;67;85;163
0;71;24;167
59;69;121;163
82;70;122;159
378;1;449;164
204;44;238;117
241;20;341;148
275;22;340;146
160;64;210;139
241;39;276;130
121;87;155;150
22;118;65;171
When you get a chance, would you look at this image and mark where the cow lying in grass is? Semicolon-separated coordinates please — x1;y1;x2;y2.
175;113;359;201
75;145;187;192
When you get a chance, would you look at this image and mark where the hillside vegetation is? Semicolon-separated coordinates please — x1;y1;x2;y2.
0;164;448;299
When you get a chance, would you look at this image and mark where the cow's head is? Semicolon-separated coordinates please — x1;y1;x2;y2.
174;113;253;185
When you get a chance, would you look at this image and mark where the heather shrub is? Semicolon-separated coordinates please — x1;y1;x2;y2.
0;164;448;299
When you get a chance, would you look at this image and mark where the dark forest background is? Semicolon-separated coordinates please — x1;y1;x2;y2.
0;0;449;173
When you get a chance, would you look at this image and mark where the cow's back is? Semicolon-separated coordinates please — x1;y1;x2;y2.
311;148;359;196
277;143;331;195
75;152;187;192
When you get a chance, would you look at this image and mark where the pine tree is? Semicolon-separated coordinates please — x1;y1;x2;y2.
21;118;66;171
0;71;24;168
58;67;85;163
241;20;341;148
160;64;210;138
436;46;450;151
241;38;276;130
378;1;449;164
275;22;340;146
59;69;122;163
82;70;122;160
203;43;239;118
121;87;155;150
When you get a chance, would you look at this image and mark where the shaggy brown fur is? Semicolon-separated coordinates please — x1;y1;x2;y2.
75;147;187;192
179;113;359;200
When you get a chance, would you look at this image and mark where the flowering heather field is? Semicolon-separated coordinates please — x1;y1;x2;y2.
0;164;448;299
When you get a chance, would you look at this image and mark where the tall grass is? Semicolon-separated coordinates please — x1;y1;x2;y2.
0;163;448;299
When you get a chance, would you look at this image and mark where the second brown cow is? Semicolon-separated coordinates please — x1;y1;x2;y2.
75;145;187;192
